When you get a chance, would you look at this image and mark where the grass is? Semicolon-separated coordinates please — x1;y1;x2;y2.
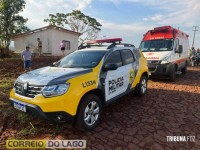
17;122;38;138
0;79;14;89
0;101;9;106
17;113;29;124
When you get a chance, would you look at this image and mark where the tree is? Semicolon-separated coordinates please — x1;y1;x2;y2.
0;0;30;57
44;10;102;43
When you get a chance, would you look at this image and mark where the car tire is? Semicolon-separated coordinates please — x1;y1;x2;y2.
169;65;176;81
181;62;187;74
76;94;102;131
135;75;148;97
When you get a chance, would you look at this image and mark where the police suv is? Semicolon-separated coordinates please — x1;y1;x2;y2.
10;38;149;131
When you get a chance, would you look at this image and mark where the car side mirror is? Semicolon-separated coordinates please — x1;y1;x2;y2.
103;64;118;71
175;45;183;53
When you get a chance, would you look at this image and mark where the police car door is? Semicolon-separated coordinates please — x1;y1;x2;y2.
104;50;135;101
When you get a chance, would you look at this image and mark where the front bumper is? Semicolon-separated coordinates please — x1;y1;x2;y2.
148;63;174;76
10;98;75;124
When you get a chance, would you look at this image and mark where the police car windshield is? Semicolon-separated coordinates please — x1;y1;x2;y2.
140;39;173;52
55;50;106;68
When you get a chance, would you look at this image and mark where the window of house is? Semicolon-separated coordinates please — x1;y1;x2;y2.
62;40;70;50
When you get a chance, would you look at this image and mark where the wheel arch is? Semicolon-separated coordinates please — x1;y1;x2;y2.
76;89;105;114
141;71;149;80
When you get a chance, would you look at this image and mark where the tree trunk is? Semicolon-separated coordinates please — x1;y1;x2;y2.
0;48;6;58
5;38;10;57
5;46;9;57
0;48;2;58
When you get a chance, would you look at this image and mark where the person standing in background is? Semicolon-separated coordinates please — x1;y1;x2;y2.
21;46;32;72
196;48;200;66
60;40;66;57
37;38;42;56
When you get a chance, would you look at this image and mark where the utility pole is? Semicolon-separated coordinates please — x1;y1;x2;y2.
192;26;199;48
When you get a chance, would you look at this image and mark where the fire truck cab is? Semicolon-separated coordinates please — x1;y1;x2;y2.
139;26;189;81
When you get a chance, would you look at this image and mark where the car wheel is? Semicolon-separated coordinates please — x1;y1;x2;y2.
135;75;147;97
181;62;187;74
169;65;176;81
76;94;102;131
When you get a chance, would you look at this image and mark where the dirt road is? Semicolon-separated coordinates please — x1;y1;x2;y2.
0;58;200;149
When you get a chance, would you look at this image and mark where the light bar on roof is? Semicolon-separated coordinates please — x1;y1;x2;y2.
87;38;122;44
154;26;172;31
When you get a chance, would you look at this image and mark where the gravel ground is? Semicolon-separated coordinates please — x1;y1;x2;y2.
0;58;200;150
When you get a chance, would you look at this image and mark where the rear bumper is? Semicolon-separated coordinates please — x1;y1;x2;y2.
148;63;173;76
10;98;75;124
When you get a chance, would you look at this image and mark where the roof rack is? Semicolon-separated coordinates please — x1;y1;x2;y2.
78;38;135;49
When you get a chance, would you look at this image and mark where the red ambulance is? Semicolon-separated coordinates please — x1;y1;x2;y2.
139;26;189;81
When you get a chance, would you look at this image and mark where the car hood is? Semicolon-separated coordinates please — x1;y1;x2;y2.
16;66;92;86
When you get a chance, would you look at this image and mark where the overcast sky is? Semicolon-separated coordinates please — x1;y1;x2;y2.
20;0;200;48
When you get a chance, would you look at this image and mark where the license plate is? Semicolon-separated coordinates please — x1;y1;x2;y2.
14;101;26;112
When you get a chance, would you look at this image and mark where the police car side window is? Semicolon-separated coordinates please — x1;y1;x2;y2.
105;51;122;67
121;49;135;65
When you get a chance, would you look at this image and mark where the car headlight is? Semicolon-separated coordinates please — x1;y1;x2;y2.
160;60;169;64
160;55;170;64
42;83;70;98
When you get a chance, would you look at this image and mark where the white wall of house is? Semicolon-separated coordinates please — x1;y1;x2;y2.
14;30;49;53
51;29;79;56
13;28;79;56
